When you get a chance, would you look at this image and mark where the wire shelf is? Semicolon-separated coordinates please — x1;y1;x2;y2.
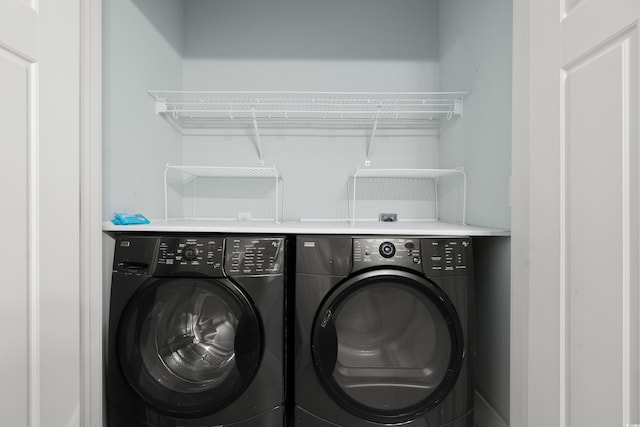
166;165;280;179
348;167;466;224
150;91;469;165
149;90;469;127
164;164;283;223
352;168;465;179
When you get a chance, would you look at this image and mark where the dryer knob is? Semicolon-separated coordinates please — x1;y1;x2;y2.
379;242;396;258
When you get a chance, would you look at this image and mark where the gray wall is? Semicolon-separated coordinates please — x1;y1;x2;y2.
103;0;184;220
438;0;512;230
182;0;440;91
179;0;441;221
438;0;512;421
474;236;511;422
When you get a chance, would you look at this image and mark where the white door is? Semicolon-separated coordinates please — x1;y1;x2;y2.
0;2;38;423
0;1;81;426
512;1;640;426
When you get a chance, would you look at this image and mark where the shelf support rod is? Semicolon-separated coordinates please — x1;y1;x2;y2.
274;168;280;224
365;107;382;166
164;166;169;222
251;107;265;165
434;178;439;220
350;171;358;225
461;168;467;225
192;176;197;219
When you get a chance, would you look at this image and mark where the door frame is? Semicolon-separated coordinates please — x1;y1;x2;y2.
80;0;103;426
510;0;531;425
80;2;531;427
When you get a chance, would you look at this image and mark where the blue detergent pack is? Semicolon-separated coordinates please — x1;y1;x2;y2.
111;213;150;225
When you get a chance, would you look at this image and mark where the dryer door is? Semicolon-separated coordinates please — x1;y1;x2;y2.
116;278;262;418
311;269;463;424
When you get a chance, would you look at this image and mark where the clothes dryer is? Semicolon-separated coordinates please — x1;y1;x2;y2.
294;236;475;427
107;234;286;427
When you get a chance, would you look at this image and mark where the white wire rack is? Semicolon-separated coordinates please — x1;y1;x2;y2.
164;164;283;222
348;167;467;224
149;90;469;165
149;91;469;122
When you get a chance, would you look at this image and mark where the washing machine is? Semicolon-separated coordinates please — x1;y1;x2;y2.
106;234;287;427
293;236;475;426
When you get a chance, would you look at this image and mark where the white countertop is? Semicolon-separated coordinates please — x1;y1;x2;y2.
102;219;510;236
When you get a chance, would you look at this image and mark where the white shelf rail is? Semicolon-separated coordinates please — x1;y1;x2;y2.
149;91;469;164
164;164;283;223
348;167;467;225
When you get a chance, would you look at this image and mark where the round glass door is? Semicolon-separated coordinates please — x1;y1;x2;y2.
117;278;262;417
312;269;463;424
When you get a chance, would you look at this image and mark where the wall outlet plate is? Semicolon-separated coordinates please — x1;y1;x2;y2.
237;212;252;221
379;213;398;222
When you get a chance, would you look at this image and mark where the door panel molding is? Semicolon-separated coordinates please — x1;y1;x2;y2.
562;0;585;19
0;2;37;61
28;61;40;427
0;32;39;427
561;29;637;426
562;0;638;65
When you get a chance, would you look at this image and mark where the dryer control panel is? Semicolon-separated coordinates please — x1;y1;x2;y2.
155;237;224;276
353;238;423;272
421;238;472;277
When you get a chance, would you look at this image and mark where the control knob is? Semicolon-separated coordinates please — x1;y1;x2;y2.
379;242;396;258
182;244;199;261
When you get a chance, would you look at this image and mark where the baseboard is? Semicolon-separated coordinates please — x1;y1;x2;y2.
475;391;509;427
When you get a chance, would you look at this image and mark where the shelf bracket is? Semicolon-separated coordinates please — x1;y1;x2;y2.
155;100;184;134
155;100;168;115
365;107;382;166
251;107;265;166
453;98;464;117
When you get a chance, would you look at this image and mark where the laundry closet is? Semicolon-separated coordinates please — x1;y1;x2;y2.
102;0;512;425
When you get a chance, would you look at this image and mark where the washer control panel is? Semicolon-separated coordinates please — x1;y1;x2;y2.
225;237;284;275
155;237;224;276
353;238;422;272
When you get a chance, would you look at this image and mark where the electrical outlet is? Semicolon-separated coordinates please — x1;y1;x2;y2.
237;212;252;221
379;213;397;222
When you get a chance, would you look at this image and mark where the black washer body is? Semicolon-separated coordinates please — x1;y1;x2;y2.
294;236;475;427
106;234;286;427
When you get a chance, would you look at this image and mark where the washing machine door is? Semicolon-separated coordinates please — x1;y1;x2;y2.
116;277;262;418
311;268;463;424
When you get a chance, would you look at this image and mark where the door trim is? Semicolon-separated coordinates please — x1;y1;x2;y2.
80;0;103;426
511;0;531;426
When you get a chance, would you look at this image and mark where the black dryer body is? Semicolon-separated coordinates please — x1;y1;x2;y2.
294;235;475;427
